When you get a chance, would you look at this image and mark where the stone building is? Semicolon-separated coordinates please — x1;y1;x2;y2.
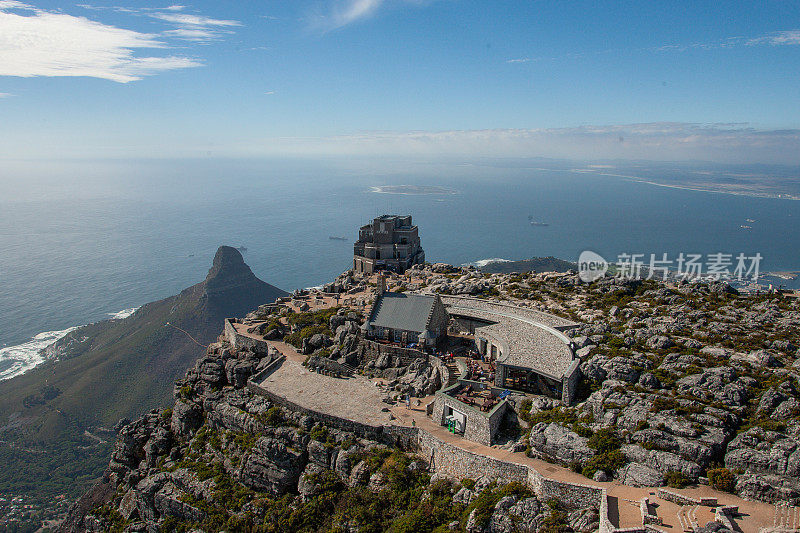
353;214;425;274
362;289;449;347
441;296;581;405
431;380;509;446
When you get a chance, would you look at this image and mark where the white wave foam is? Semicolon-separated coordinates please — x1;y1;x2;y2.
108;307;139;320
0;306;140;381
464;258;513;268
0;326;78;381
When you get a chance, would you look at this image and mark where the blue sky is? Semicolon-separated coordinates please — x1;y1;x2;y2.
1;0;799;162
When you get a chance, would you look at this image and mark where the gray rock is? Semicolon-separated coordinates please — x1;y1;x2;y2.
238;436;307;495
750;349;780;367
348;460;370;487
621;445;701;478
616;462;665;487
297;464;326;501
453;487;475;505
637;372;661;389
154;482;203;522
528;422;594;465
735;472;800;505
487;495;517;533
647;335;675;350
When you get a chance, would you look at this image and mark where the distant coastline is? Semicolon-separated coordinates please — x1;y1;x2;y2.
570;168;800;201
0;307;139;382
614;175;800;201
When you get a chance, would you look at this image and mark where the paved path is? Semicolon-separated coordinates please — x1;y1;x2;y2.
250;338;776;532
387;398;775;532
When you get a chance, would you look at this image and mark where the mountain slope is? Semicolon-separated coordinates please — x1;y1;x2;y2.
0;246;287;500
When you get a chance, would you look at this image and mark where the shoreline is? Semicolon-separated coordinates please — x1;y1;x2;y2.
0;307;139;382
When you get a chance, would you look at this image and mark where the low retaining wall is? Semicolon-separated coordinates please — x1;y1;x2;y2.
249;354;286;384
528;468;604;511
656;489;716;507
246;375;385;442
224;318;270;354
715;506;737;530
640;498;662;526
417;428;528;483
360;338;428;367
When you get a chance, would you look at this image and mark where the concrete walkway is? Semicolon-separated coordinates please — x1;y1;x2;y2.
388;396;780;532
254;338;779;532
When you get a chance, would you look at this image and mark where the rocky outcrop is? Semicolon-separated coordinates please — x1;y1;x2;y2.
527;423;594;466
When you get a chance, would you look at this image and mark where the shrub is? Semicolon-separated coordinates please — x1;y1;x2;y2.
665;470;689;489
461;482;531;531
541;498;570;533
707;468;735;492
460;478;476;490
582;450;627;479
518;399;532;424
263;406;283;427
588;428;621;454
284;324;329;348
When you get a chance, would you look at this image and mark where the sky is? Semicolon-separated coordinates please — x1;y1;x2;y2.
0;0;799;163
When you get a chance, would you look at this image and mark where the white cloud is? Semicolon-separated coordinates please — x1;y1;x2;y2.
235;123;800;165
264;90;276;95
309;0;431;32
508;30;800;66
148;12;240;27
747;30;800;46
147;11;240;42
0;92;12;97
0;2;202;82
163;27;217;41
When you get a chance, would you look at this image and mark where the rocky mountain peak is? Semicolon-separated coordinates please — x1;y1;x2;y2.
205;246;251;283
199;246;288;316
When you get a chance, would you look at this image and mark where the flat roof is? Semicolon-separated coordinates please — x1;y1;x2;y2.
439;295;576;381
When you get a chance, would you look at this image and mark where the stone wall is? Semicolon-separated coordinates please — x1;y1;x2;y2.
246;378;385;442
224;318;270;355
527;468;604;510
359;338;427;366
416;428;529;483
431;381;508;446
428;295;451;338
561;359;582;406
656;489;716;507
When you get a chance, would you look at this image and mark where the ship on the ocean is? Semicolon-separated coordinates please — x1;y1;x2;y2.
329;236;347;241
528;215;549;227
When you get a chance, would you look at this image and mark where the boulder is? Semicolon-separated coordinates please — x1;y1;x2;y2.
527;423;594;465
616;462;664;487
238;436;307;496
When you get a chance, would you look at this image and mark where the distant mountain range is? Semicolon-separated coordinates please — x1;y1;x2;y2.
0;246;287;501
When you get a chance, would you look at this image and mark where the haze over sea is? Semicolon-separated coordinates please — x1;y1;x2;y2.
1;157;799;376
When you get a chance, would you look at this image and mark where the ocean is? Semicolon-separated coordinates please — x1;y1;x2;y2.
1;157;799;379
